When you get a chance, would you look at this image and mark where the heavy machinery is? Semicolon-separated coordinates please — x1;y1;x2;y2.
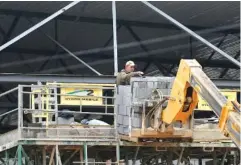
116;59;240;149
161;59;240;148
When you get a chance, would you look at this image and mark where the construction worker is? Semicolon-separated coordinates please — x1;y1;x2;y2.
116;61;144;86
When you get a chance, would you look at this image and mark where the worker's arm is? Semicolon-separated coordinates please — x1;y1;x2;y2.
117;71;143;85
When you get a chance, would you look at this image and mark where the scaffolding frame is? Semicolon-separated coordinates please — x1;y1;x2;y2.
0;1;240;165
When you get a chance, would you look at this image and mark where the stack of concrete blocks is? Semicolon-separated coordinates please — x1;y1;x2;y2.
116;77;175;135
116;85;133;135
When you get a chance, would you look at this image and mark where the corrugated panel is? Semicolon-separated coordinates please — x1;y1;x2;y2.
195;34;240;61
223;69;240;79
0;1;239;77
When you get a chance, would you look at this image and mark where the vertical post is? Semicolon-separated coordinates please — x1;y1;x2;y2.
5;150;9;165
56;145;59;165
233;151;237;165
18;85;23;139
167;151;173;165
79;147;84;165
177;148;184;165
49;146;56;165
125;155;129;165
18;145;22;165
116;143;120;165
212;151;217;165
112;1;118;75
198;158;202;165
80;147;83;165
84;143;88;165
220;150;228;165
43;148;46;165
133;146;140;165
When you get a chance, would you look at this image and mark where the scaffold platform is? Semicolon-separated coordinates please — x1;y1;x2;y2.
0;83;239;165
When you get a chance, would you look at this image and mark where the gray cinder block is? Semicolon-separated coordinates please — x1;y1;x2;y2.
123;115;129;126
117;115;123;124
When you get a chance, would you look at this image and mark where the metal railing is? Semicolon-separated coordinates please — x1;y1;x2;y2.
0;129;18;146
0;87;19;146
17;83;118;141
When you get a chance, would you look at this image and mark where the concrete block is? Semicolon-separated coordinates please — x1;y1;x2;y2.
123;115;129;126
123;126;129;135
117;115;123;124
132;117;142;128
117;125;129;135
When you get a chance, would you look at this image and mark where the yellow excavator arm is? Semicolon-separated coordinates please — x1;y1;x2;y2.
162;59;241;149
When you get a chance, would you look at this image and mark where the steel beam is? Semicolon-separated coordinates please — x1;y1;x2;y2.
1;8;239;34
112;1;118;75
25;18;102;76
0;24;238;70
1;16;20;44
207;34;228;61
133;146;140;165
39;55;239;74
219;51;240;78
142;1;241;68
0;74;239;88
0;1;80;52
104;24;122;47
37;37;239;73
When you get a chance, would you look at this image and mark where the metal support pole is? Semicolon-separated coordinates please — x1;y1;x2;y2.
220;150;228;165
116;143;120;165
233;151;237;165
141;1;241;68
125;155;129;165
177;148;184;165
0;1;80;52
49;147;55;165
0;108;18;117
42;148;46;165
22;147;33;165
133;146;140;165
84;143;88;165
212;151;217;165
112;1;118;75
80;147;84;165
18;85;23;140
5;150;9;165
63;149;79;165
166;151;173;165
0;87;18;98
56;145;59;165
17;145;22;165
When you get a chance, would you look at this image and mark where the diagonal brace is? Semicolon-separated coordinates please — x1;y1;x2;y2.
142;1;241;68
0;1;80;52
219;50;240;78
26;18;101;75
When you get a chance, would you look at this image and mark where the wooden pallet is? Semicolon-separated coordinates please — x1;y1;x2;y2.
119;128;193;143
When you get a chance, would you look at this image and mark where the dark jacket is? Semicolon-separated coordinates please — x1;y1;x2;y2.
116;69;137;86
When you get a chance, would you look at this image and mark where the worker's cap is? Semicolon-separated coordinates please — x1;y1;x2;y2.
125;60;135;66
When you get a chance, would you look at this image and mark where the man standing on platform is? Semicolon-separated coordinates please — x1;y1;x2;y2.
116;60;144;86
